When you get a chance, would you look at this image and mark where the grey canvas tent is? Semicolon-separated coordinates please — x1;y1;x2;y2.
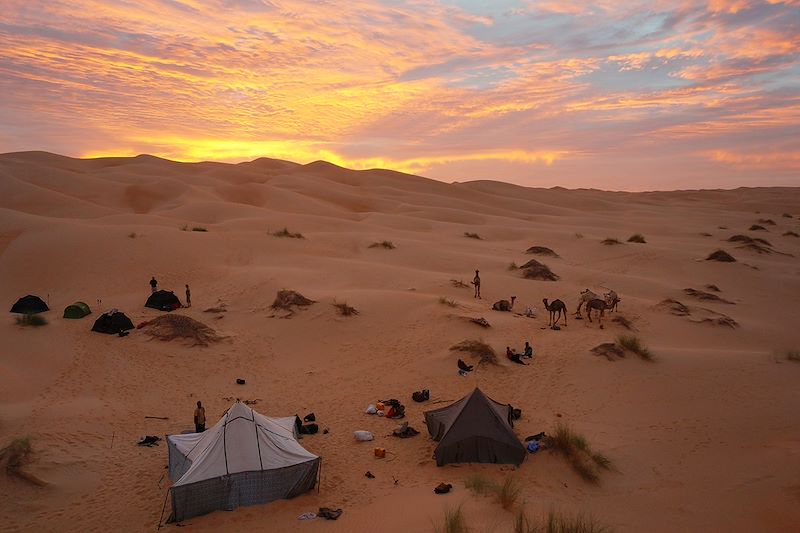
424;387;525;466
166;401;320;522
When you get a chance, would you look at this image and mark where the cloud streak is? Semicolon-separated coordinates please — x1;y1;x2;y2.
0;0;798;190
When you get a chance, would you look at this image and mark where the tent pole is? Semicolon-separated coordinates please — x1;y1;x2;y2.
156;489;169;530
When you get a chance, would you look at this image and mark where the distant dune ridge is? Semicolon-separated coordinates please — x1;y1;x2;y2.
1;151;799;532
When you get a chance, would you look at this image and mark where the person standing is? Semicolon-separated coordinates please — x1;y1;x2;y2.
150;276;158;293
185;284;191;307
472;269;481;299
194;401;206;433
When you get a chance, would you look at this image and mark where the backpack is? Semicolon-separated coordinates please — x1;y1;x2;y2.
412;389;430;402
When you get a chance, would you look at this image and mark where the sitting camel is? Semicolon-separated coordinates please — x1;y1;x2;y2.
603;290;620;312
585;298;612;325
542;298;567;327
492;296;516;312
575;289;600;318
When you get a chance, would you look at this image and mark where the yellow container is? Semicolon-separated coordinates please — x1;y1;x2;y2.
374;447;386;458
376;402;384;411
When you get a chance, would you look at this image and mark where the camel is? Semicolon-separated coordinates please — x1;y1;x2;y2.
542;298;567;327
603;290;620;312
492;296;516;312
575;289;600;318
585;298;612;325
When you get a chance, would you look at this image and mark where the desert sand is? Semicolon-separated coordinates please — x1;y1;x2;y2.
1;151;799;532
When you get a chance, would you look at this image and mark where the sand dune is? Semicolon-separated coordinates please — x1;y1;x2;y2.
1;151;799;532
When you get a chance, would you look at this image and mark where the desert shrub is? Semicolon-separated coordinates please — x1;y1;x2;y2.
144;315;222;346
16;314;47;327
333;301;358;316
699;232;712;237
784;231;799;237
526;246;559;257
520;259;559;281
627;234;646;243
601;238;621;245
435;505;468;533
541;510;611;533
549;423;612;483
757;218;776;225
271;290;315;311
368;240;395;249
575;233;584;239
180;224;188;231
191;227;208;232
464;232;482;240
706;249;736;262
496;477;521;510
508;261;519;271
748;224;767;231
782;213;793;218
450;279;470;289
128;232;137;238
438;296;458;307
1;437;32;475
465;473;497;495
271;227;304;239
786;350;800;362
450;339;497;365
616;334;654;361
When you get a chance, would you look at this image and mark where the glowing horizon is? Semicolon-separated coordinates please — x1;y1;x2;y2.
1;0;798;190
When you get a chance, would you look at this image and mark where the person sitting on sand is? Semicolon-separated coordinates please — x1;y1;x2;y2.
506;346;526;365
472;270;481;299
522;341;533;358
194;401;206;433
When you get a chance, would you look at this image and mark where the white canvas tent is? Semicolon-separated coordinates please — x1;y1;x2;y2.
167;401;320;522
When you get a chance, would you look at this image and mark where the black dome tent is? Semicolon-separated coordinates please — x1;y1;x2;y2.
10;295;49;314
145;290;182;311
91;311;134;334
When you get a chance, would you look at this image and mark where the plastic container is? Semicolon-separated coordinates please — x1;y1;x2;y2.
374;447;386;458
354;430;374;442
376;402;385;411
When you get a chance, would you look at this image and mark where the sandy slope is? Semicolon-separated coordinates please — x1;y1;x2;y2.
0;151;799;532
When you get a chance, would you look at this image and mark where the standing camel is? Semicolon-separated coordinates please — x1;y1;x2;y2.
542;298;567;327
585;298;612;325
575;289;600;318
603;290;620;312
492;296;516;312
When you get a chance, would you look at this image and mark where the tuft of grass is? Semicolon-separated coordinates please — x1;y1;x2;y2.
627;234;646;243
450;279;470;289
616;334;654;361
464;473;497;495
784;231;799;237
1;437;32;475
127;232;137;238
464;232;482;240
508;261;519;271
271;227;304;238
496;477;521;510
786;350;800;362
574;233;584;239
180;224;188;231
332;301;358;316
16;314;47;327
549;423;612;484
700;232;712;237
368;240;395;249
435;505;468;533
601;238;621;245
748;224;767;231
450;339;497;365
191;227;208;232
438;296;458;307
782;213;793;218
541;510;611;533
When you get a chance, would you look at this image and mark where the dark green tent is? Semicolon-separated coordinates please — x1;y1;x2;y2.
63;302;91;319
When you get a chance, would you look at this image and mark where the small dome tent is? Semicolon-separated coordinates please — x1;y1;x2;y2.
63;302;91;319
10;295;49;314
91;310;134;334
145;290;182;311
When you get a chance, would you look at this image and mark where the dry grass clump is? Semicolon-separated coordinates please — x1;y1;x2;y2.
525;246;559;257
508;261;519;271
705;284;721;292
727;234;772;246
782;213;793;218
271;227;304;239
191;227;208;232
464;232;482;240
271;290;315;311
706;249;736;262
468;317;491;328
435;505;468;533
611;315;636;331
601;238;622;245
519;259;559;281
144;314;222;346
15;314;48;327
465;473;497;495
332;301;358;316
514;510;611;533
450;339;497;365
700;232;712;237
627;234;646;243
748;224;767;231
464;475;520;510
757;218;776;225
683;288;734;304
590;343;625;361
438;296;458;307
657;299;691;316
786;350;800;362
784;231;799;237
616;334;654;361
450;279;470;289
1;436;45;485
369;240;395;249
128;232;137;238
549;423;613;484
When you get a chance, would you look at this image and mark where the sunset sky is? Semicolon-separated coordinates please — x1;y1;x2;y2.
1;0;799;190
